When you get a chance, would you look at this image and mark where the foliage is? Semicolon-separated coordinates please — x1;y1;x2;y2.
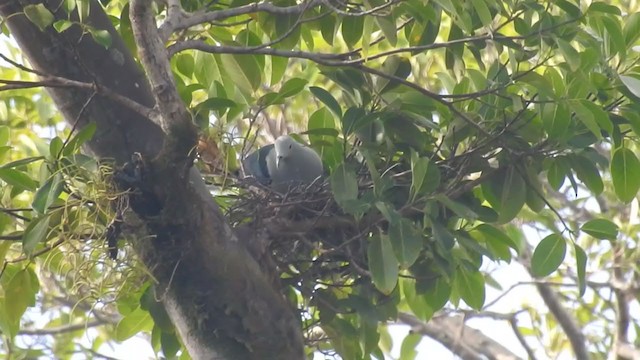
1;0;640;359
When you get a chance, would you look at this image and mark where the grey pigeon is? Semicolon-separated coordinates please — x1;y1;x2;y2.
243;135;324;192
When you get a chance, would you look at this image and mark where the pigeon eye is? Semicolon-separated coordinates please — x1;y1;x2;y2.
289;144;292;149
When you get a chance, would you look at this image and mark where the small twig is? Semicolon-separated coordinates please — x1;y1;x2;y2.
18;320;104;336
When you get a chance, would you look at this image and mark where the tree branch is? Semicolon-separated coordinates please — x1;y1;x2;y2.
520;248;590;360
0;77;156;122
168;39;346;61
158;0;323;42
130;0;193;137
18;320;104;336
398;312;523;360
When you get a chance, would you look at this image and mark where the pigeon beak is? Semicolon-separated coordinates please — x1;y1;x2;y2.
276;156;283;168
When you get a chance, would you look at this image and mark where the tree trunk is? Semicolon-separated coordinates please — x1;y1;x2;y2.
0;1;304;359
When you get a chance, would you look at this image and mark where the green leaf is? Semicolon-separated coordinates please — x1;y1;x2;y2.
278;78;308;99
220;54;261;95
63;122;97;155
570;155;604;195
88;28;112;49
161;332;181;358
453;266;485;310
0;168;38;192
457;231;494;259
408;7;441;49
588;1;621;15
547;157;570;190
474;224;519;249
270;57;289;85
470;0;492;26
435;194;478;220
319;14;337;45
342;15;364;47
581;219;618;240
342;107;369;137
445;24;464;69
32;173;63;214
602;15;625;60
77;0;91;22
401;279;433;320
482;167;526;224
624;12;640;46
470;224;517;261
115;307;153;341
423;277;451;311
310;86;342;119
140;286;173;332
24;4;54;31
175;53;195;77
1;156;45;169
620;75;640;98
399;333;421;360
579;100;613;135
376;202;401;225
376;56;412;94
257;92;284;107
569;100;602;139
308;107;337;160
409;152;440;201
524;165;545;212
331;163;358;206
324;318;361;359
555;0;581;17
367;234;399;294
302;128;340;137
49;137;64;159
375;16;397;46
531;234;566;277
62;0;76;14
574;244;587;296
22;215;51;255
431;219;455;249
389;219;423;268
0;126;9;146
308;108;335;133
611;147;640;203
556;38;580;72
194;97;236;116
53;19;74;33
273;13;301;50
3;267;38;337
362;15;373;58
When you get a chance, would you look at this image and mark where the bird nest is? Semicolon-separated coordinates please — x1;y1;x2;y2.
226;178;369;292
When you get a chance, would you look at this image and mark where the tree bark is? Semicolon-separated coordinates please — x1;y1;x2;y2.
0;1;304;359
398;313;523;360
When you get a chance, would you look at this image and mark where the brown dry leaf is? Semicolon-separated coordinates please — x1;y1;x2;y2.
197;135;221;172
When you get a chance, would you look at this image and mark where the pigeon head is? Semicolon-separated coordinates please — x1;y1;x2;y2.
274;135;298;168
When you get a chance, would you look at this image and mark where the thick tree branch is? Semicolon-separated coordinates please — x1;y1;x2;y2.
130;0;191;136
613;244;633;360
158;0;323;42
398;312;523;360
129;1;304;359
520;248;590;360
616;343;640;360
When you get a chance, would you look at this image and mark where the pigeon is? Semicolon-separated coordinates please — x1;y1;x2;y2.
243;135;324;192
